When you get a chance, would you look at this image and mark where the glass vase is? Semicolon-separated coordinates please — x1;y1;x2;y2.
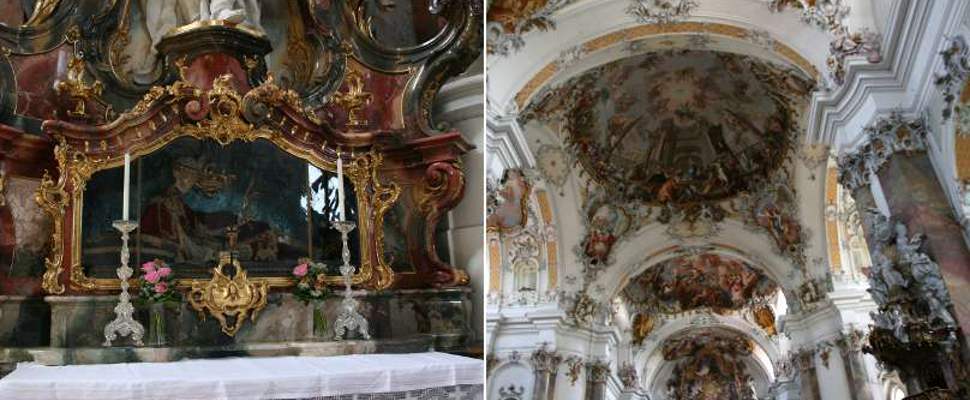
312;302;327;339
148;302;167;346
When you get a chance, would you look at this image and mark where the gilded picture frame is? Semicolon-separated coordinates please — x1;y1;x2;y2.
37;75;400;294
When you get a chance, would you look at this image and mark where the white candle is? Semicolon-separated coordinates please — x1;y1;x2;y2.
336;154;345;220
122;152;130;221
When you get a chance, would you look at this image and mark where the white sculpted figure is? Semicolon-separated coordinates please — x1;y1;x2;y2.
199;0;261;26
894;222;956;327
128;0;262;84
143;0;262;46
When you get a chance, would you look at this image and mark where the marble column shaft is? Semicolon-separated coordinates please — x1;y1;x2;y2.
584;362;609;400
798;351;822;400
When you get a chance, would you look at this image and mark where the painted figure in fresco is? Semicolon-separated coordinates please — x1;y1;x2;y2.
486;169;530;231
754;200;801;254
583;204;619;265
663;331;757;400
624;254;777;315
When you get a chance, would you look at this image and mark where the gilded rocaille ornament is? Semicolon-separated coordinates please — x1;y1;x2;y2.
754;304;777;336
35;169;67;294
24;0;60;27
331;68;372;129
54;26;112;121
187;252;269;337
632;313;656;345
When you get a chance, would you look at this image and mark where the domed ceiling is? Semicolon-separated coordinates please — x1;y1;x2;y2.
622;253;778;314
527;49;814;205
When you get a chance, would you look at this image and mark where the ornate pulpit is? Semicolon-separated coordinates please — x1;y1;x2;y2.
0;0;481;367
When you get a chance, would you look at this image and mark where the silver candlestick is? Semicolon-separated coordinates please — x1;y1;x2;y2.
103;220;145;346
332;220;370;340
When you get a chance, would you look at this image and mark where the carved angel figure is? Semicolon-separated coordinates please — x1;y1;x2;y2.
894;222;956;326
909;252;956;326
126;0;263;84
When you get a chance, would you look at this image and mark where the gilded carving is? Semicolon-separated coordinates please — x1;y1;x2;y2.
187;253;269;336
357;152;400;290
331;68;372;129
35;168;67;294
55;26;112;121
631;312;655;345
416;159;467;286
24;0;61;27
753;304;777;336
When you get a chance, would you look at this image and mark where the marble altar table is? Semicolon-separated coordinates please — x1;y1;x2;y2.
0;352;483;400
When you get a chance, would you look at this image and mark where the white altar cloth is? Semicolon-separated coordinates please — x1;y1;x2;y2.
0;352;483;400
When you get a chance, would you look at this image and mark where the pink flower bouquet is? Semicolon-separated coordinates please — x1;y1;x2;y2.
138;259;180;303
292;258;329;303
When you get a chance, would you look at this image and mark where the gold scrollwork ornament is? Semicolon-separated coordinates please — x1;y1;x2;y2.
36;170;68;294
754;304;777;336
632;313;656;345
187;253;269;336
331;68;371;129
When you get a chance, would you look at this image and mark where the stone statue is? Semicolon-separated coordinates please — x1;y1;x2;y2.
870;247;906;292
894;222;956;327
144;0;262;43
128;0;262;83
618;362;639;390
889;308;908;343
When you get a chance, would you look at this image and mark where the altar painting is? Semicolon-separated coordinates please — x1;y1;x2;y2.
80;137;360;279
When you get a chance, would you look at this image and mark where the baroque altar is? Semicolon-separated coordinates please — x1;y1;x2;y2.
0;0;481;372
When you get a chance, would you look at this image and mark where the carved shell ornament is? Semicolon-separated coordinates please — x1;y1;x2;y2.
188;253;269;336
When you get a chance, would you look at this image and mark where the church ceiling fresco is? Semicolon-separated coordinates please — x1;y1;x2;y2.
622;253;778;315
662;328;759;400
523;50;812;270
487;169;532;232
528;49;812;206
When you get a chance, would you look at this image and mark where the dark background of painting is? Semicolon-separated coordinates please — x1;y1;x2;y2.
80;138;361;279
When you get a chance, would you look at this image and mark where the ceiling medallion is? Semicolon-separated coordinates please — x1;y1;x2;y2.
626;0;698;25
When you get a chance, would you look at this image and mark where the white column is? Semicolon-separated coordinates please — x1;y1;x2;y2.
433;60;484;345
784;303;854;400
